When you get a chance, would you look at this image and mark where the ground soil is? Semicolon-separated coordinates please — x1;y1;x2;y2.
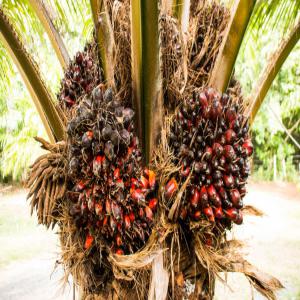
0;181;299;300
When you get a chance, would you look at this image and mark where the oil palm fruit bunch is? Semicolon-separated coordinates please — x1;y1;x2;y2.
59;44;101;110
165;87;253;227
66;85;158;254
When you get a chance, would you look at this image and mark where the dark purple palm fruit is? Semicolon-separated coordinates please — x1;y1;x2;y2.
58;43;102;110
66;85;158;254
166;87;253;227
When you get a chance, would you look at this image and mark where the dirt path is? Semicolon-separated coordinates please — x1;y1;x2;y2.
0;182;299;299
0;254;74;300
215;182;300;300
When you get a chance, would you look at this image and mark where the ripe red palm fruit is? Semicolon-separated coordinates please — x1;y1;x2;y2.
129;212;135;222
190;188;200;208
242;138;253;156
165;178;178;199
224;145;236;161
103;216;108;226
212;143;223;157
200;186;209;207
235;210;243;225
113;168;120;179
223;174;234;188
131;188;145;203
199;92;208;107
229;189;243;208
115;234;122;247
145;169;156;190
84;233;94;249
144;206;153;221
214;207;224;219
105;199;111;215
124;215;131;229
225;129;236;144
203;207;215;222
193;210;202;220
138;207;145;218
226;107;237;122
204;146;213;160
149;198;158;211
115;249;124;255
140;175;149;189
207;185;217;200
224;208;238;222
76;180;86;191
212;193;222;207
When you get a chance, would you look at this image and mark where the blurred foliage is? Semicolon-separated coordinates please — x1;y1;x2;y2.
236;0;300;182
249;0;300;36
0;80;46;181
0;0;93;182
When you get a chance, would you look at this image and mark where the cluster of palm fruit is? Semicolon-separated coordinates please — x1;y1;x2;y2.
166;88;253;227
66;85;158;254
59;45;101;109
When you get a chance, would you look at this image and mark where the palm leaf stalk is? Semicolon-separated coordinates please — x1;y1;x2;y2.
90;0;115;87
0;8;65;142
27;0;70;69
90;0;102;26
248;20;300;123
173;0;190;34
209;0;256;93
131;0;163;163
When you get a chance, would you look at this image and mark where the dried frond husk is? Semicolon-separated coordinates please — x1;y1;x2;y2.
26;137;67;228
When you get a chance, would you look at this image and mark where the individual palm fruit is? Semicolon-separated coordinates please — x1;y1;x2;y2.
66;86;158;254
166;87;253;227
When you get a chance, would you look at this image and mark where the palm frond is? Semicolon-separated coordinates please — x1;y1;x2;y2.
249;0;300;36
0;8;65;142
248;20;300;123
1;0;63;94
27;0;70;68
209;0;256;92
0;44;15;93
50;0;91;34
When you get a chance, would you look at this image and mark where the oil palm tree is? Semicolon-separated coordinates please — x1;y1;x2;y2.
0;0;299;299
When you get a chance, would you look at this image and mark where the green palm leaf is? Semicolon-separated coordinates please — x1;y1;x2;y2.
250;0;300;35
